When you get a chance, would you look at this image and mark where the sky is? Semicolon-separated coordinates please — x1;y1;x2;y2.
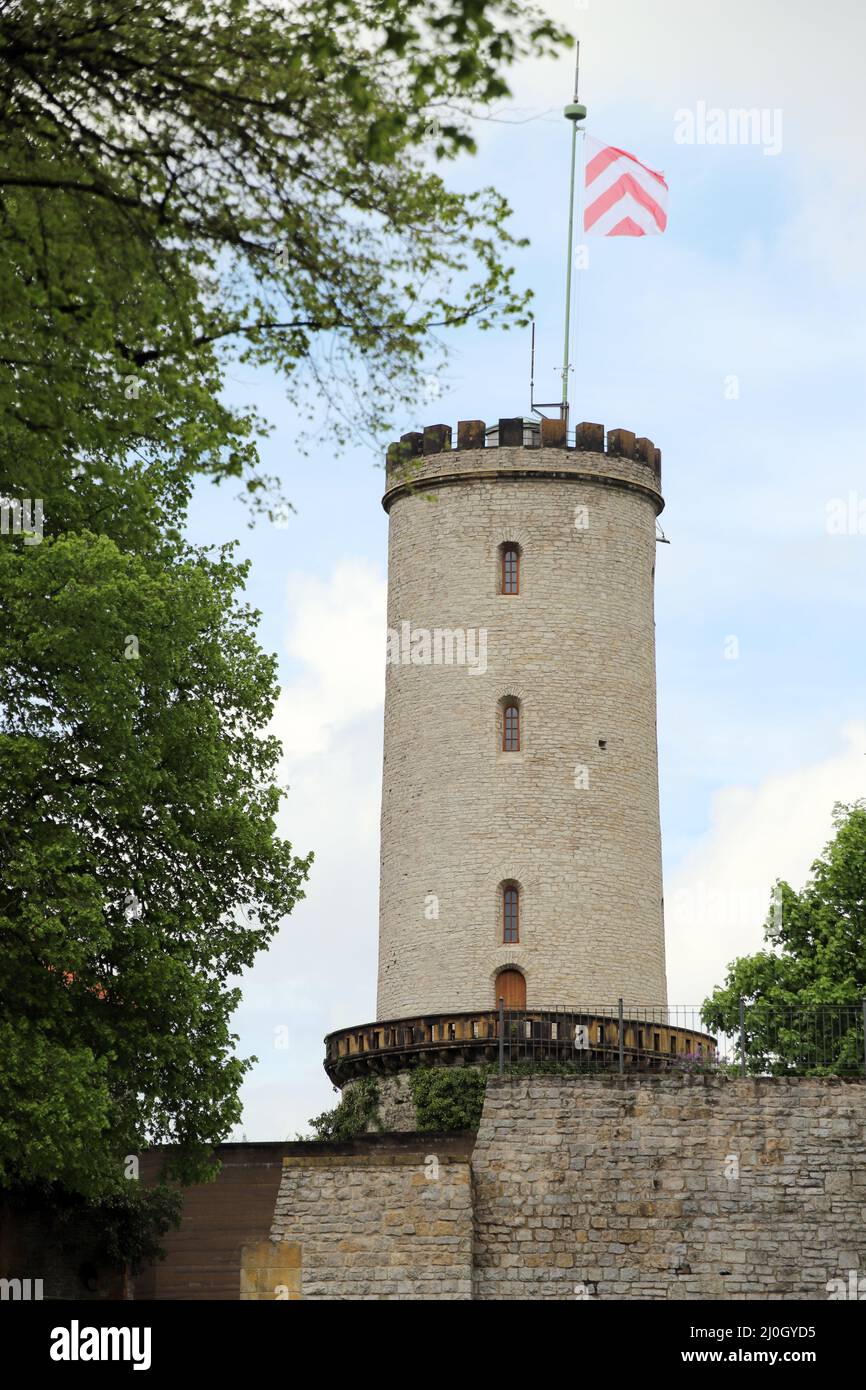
186;0;866;1139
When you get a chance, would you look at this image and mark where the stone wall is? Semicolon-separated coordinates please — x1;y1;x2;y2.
270;1137;474;1299
342;1072;416;1132
133;1133;473;1301
472;1074;866;1300
30;1076;866;1301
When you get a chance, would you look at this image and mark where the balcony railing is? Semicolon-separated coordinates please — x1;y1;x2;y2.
323;1003;719;1083
324;1001;866;1082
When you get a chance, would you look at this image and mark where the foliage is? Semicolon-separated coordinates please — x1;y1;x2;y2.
703;802;866;1074
0;0;567;1209
409;1065;487;1131
0;523;313;1197
58;1183;182;1268
672;1052;735;1077
4;1179;183;1268
309;1078;381;1142
0;0;569;511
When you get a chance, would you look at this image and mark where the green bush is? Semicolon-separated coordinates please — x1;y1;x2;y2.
308;1078;381;1142
409;1067;488;1132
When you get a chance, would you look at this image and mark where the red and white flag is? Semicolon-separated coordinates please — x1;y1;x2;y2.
583;137;668;237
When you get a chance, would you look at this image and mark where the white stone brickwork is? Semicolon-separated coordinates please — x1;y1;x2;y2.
376;437;668;1017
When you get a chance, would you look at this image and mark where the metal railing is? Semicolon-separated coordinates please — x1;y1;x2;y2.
492;1000;866;1078
731;1001;866;1078
493;1002;719;1075
324;1001;866;1081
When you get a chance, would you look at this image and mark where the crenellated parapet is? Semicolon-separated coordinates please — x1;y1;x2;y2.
384;417;663;514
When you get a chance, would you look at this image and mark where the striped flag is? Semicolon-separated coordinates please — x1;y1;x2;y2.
584;137;668;237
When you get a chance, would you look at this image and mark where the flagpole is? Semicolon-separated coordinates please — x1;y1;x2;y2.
560;43;587;428
571;123;587;418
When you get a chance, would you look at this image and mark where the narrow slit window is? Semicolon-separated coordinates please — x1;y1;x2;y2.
502;546;520;594
503;887;519;943
503;703;520;752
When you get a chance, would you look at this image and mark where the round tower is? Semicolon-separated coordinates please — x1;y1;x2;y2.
377;416;667;1015
322;414;701;1103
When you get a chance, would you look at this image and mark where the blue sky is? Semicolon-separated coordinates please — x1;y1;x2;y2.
186;0;866;1137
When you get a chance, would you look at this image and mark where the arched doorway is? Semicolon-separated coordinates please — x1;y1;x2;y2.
495;969;526;1008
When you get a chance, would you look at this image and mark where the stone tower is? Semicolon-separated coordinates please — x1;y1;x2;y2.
324;414;674;1094
377;416;667;1015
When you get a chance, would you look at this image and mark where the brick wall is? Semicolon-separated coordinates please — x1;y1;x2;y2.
133;1143;289;1300
472;1074;866;1300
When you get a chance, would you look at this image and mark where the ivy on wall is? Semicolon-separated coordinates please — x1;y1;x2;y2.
408;1068;489;1132
309;1078;381;1142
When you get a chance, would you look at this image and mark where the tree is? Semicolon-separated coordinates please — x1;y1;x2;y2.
0;0;568;515
0;0;567;1241
703;802;866;1075
0;525;312;1200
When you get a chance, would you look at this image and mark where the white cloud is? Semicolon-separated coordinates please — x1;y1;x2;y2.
234;560;386;1137
271;560;386;762
665;722;866;1005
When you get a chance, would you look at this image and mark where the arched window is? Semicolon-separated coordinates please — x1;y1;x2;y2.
503;886;519;943
501;545;520;595
503;702;520;752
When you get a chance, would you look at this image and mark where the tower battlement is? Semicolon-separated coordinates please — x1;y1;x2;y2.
384;418;663;515
386;417;661;472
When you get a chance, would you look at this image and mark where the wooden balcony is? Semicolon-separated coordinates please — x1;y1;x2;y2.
324;1006;718;1084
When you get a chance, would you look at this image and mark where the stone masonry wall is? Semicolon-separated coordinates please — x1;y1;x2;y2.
86;1077;866;1301
342;1073;417;1132
377;444;667;1018
270;1145;473;1299
472;1074;866;1300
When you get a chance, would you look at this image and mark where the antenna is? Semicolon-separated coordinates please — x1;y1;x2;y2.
560;42;587;426
529;41;587;425
529;320;536;412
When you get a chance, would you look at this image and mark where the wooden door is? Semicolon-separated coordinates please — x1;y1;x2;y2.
496;970;526;1008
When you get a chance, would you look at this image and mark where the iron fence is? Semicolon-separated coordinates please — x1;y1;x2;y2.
733;1002;866;1078
491;1000;866;1078
324;1000;866;1081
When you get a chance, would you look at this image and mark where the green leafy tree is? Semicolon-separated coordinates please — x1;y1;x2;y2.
703;802;866;1075
0;0;568;513
0;524;312;1200
0;0;567;1246
308;1078;381;1142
